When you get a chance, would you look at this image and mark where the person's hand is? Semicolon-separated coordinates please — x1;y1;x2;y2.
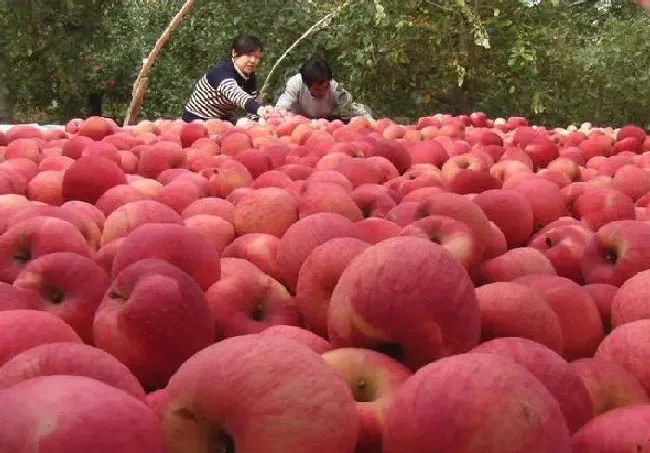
256;105;271;118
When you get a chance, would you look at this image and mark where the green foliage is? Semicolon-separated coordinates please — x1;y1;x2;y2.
2;0;650;128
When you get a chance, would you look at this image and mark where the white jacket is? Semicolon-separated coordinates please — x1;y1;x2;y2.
275;74;371;119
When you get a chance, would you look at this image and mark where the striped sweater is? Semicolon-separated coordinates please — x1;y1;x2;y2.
184;60;261;122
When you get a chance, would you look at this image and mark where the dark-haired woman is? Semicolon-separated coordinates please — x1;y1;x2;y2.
182;34;272;123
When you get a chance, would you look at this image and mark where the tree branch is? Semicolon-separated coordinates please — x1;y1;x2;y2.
258;0;352;101
123;0;195;126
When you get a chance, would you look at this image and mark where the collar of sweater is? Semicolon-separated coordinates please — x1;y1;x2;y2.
231;59;251;80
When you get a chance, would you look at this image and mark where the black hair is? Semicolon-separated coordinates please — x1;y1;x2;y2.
299;57;333;87
231;34;263;56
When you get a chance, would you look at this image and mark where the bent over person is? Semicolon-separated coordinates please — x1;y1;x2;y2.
275;57;372;121
182;34;272;123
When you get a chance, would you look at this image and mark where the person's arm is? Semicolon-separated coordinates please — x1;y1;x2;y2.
216;78;261;116
274;75;302;112
332;83;373;118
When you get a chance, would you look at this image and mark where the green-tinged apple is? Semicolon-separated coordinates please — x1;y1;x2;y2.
322;347;412;453
570;357;649;417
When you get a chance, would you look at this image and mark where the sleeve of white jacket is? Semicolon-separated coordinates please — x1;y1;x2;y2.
333;84;372;117
275;74;302;112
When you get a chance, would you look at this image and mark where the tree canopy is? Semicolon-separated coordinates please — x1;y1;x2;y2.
1;0;649;128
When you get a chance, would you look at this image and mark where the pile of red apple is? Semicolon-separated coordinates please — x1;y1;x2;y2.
1;111;650;452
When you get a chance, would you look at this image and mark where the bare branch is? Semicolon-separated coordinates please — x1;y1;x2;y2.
123;0;195;126
258;0;353;101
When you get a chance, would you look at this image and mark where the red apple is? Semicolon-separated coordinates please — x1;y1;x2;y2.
583;283;618;333
0;216;92;283
298;181;364;221
513;274;603;360
101;199;183;246
472;337;593;434
112;222;220;291
572;405;650;452
93;259;215;390
181;196;234;223
206;257;300;340
573;187;635;231
0;375;164;452
610;269;650;328
233;187;298;237
183;214;235;255
475;281;563;353
527;217;595;284
473;189;534;248
383;352;572;453
295;237;370;338
162;334;359;453
354;217;403;244
259;324;333;353
62;155;127;204
0;309;82;366
581;220;650;287
0;342;145;400
276;212;357;293
12;252;109;343
328;236;480;370
399;215;479;269
478;247;557;284
595;319;650;394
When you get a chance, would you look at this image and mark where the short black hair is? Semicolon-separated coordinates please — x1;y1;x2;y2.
231;34;263;56
300;57;333;87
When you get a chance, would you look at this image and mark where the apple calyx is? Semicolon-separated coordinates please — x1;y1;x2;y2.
12;247;32;265
217;432;235;453
353;377;375;403
169;407;236;453
108;290;128;304
251;303;265;321
545;236;553;248
605;250;618;264
46;288;65;304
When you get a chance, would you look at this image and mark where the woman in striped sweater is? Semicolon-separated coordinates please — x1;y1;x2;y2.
182;34;272;124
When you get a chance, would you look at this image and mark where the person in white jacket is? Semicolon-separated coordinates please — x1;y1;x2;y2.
274;57;373;121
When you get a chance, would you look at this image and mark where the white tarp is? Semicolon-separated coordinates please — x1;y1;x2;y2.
0;124;65;133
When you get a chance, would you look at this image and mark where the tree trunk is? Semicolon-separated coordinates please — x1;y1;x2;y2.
0;85;16;123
